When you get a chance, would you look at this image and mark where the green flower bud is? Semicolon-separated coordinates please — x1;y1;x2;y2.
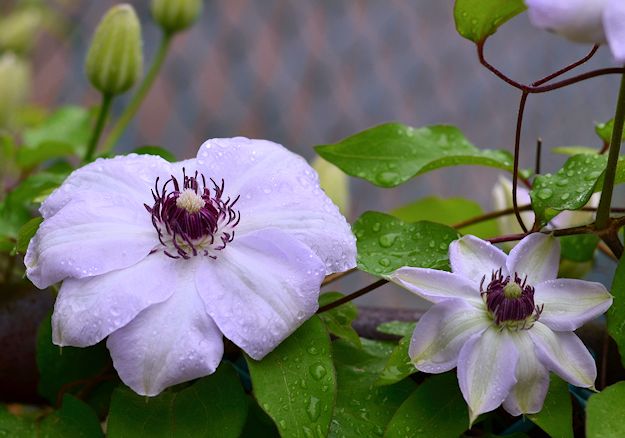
312;156;351;216
85;4;143;96
151;0;202;34
0;8;44;54
0;53;31;128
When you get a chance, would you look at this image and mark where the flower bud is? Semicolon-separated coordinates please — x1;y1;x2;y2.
491;176;534;236
0;53;31;128
85;4;143;96
151;0;203;34
312;156;350;216
0;8;44;54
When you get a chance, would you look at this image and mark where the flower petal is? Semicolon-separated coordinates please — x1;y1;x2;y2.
457;327;519;424
503;332;550;416
388;267;482;304
449;235;508;284
409;299;490;373
529;322;596;388
604;0;625;62
525;0;608;44
195;228;325;360
107;261;223;397
535;279;613;331
507;233;559;285
52;253;177;347
41;154;171;219
195;137;356;274
25;197;156;289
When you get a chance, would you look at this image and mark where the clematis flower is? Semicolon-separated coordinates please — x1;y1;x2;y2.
25;137;356;396
525;0;625;62
388;233;612;423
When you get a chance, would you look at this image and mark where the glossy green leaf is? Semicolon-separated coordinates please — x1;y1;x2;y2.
560;234;599;262
528;375;572;438
107;364;248;438
240;398;280;438
132;146;177;162
315;124;514;188
377;326;417;386
246;316;336;438
454;0;526;43
353;211;460;276
39;395;104;437
23;106;92;155
16;141;76;168
4;170;69;208
607;256;625;368
318;292;361;348
586;381;625;438
530;154;625;224
376;321;415;338
13;216;42;254
552;146;599;156
595;118;625;144
36;315;111;405
385;373;468;437
330;339;416;437
392;196;499;239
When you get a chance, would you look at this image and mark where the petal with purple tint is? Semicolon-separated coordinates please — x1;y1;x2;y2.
525;0;608;44
195;228;325;360
535;279;613;331
604;0;625;62
107;260;223;397
409;299;490;373
449;235;508;285
529;322;596;388
25;198;156;289
195;137;356;275
457;327;519;425
388;267;482;305
503;332;550;416
52;253;177;347
507;233;559;286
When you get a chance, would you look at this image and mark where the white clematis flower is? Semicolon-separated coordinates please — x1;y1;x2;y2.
525;0;625;62
388;233;612;423
25;137;356;396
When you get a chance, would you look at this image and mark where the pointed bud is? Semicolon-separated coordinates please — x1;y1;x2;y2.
0;53;31;128
151;0;203;34
312;156;350;216
85;4;143;96
0;8;44;54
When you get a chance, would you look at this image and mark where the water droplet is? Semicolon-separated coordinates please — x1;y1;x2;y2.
537;188;553;200
309;363;327;380
376;171;399;186
378;233;397;248
379;257;390;267
306;396;321;422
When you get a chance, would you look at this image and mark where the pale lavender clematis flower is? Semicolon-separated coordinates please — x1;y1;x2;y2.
388;233;612;423
25;137;356;396
525;0;625;62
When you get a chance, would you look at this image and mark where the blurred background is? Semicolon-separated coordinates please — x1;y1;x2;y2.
5;0;622;307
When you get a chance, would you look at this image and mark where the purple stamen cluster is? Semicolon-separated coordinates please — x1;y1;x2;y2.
145;169;240;259
480;268;543;328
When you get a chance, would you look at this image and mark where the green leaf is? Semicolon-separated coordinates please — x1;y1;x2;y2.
560;234;599;262
353;211;460;276
240;397;280;438
246;316;336;438
552;146;600;156
586;381;625;438
132;146;177;162
315;124;514;188
453;0;526;43
13;216;42;254
0;405;36;436
329;339;416;437
5;170;69;209
107;364;248;438
607;256;625;368
376;321;415;338
39;395;104;437
16;141;76;168
530;154;625;224
36;315;111;405
527;375;572;438
392;196;499;239
377;331;417;386
23;106;92;155
385;373;468;437
318;292;361;348
595;118;625;144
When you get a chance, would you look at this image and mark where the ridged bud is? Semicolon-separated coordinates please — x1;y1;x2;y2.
151;0;202;34
312;156;350;216
0;8;44;54
85;4;143;96
0;53;31;128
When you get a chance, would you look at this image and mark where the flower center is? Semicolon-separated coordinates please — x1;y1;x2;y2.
145;169;240;259
480;268;543;330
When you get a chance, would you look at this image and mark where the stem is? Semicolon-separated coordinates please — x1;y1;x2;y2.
317;279;388;313
322;267;356;286
596;71;625;229
535;138;542;175
83;94;113;163
101;33;173;154
531;45;599;87
513;92;529;233
452;204;533;230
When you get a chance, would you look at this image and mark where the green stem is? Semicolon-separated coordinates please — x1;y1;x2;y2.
596;71;625;229
101;33;172;154
83;93;113;163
